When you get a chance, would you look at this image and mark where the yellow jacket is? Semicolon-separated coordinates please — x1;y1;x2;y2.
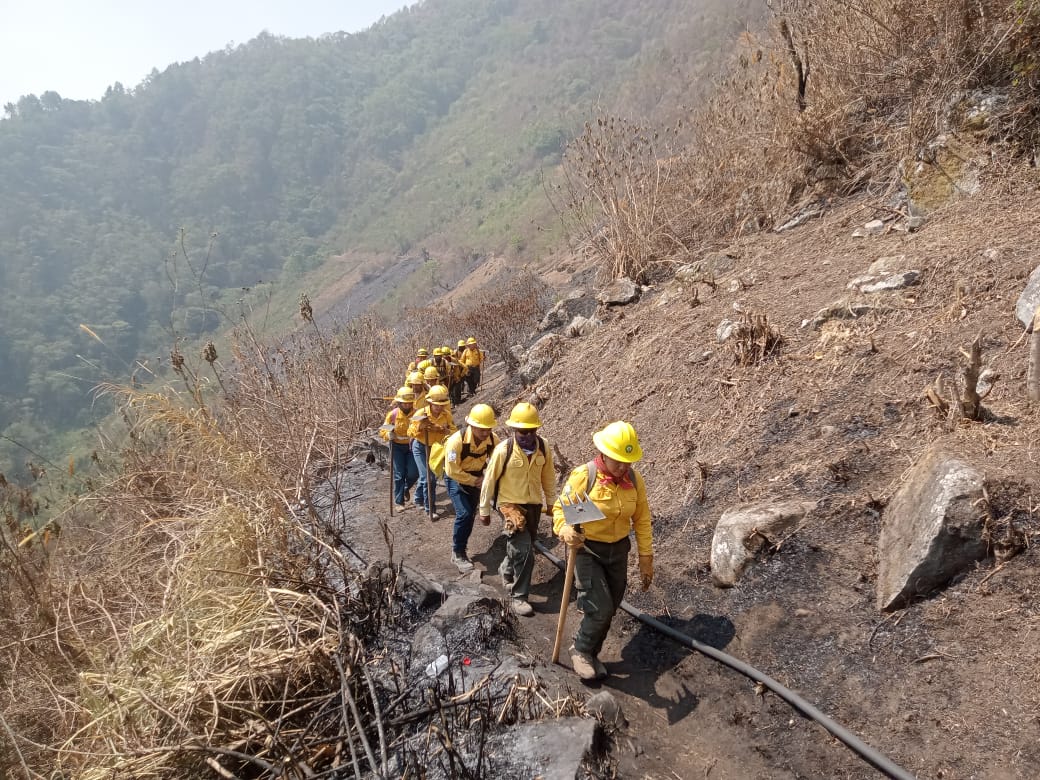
552;462;652;556
379;405;413;445
412;388;427;410
444;428;499;487
407;404;456;446
479;436;557;516
461;346;484;368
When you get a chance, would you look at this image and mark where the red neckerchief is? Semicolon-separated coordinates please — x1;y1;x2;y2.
593;454;634;489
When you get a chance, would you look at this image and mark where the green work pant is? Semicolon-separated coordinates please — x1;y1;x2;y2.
499;504;542;600
573;536;631;656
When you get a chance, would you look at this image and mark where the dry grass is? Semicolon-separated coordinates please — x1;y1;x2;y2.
562;0;1040;279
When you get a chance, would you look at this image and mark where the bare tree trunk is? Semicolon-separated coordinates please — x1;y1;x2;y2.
1028;310;1040;403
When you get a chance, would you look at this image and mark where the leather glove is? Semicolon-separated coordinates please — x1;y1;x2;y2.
479;514;491;526
542;505;554;516
558;524;586;549
500;504;526;535
638;555;654;591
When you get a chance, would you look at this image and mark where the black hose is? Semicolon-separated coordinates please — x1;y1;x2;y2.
534;541;917;780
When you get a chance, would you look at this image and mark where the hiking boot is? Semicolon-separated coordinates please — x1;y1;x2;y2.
428;511;440;522
511;598;534;617
570;647;598;681
451;552;474;573
403;489;411;503
592;657;609;680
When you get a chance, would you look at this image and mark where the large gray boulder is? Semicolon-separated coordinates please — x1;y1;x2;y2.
597;277;640;307
539;290;597;331
877;449;989;611
1015;264;1040;329
710;500;816;587
518;333;564;385
482;717;598;780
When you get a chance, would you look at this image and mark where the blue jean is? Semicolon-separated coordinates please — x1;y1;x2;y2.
445;477;479;555
390;440;418;504
410;439;436;513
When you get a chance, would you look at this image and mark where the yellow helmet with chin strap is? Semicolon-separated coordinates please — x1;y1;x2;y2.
394;387;416;404
465;404;496;429
506;402;541;429
407;371;425;385
423;366;440;382
592;421;642;463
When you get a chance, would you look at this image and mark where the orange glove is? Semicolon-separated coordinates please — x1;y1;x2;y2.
558;524;585;549
638;555;654;591
500;504;526;535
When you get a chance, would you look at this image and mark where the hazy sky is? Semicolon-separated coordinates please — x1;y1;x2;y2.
1;0;412;106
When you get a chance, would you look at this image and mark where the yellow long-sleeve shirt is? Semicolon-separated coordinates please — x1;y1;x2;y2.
479;435;557;516
378;405;413;445
461;346;484;368
552;462;652;556
406;404;456;446
444;428;499;487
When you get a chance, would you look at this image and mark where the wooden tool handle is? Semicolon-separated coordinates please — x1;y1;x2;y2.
551;545;577;664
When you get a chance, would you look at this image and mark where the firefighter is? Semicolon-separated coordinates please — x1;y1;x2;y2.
553;421;653;681
443;403;499;572
478;402;556;616
378;387;419;507
461;336;484;398
407;384;456;521
407;370;427;410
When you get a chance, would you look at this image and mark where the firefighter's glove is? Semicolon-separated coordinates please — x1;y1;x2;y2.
638;555;654;591
500;504;526;536
542;505;553;516
558;524;585;550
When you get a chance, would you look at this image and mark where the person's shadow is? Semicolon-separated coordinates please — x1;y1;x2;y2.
606;613;735;724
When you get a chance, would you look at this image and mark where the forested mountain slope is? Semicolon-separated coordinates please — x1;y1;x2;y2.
0;0;753;477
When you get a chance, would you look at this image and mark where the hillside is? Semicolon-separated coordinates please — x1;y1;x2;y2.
0;0;752;478
4;0;1040;778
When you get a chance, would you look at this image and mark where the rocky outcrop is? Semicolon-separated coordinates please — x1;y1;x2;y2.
518;333;564;385
1015;264;1040;329
597;277;640;307
539;290;598;331
710;500;816;587
876;448;989;611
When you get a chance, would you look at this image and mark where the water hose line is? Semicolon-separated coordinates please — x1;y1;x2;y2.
533;541;917;780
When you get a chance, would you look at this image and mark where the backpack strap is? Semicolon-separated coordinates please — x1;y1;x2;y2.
585;460;638;493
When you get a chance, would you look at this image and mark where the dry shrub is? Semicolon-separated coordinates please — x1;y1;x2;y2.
404;271;551;371
564;0;1040;273
729;313;785;366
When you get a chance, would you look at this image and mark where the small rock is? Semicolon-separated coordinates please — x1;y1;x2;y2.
867;255;907;275
859;271;920;294
597;277;640;307
864;219;886;236
716;319;736;343
906;216;926;231
586;691;624;726
794;608;812;617
687;350;713;364
727;278;742;293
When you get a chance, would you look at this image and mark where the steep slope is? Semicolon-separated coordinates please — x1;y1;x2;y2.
477;175;1040;777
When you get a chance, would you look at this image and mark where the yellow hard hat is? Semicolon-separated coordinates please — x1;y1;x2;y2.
592;421;642;463
465;404;496;429
394;387;416;404
506;402;541;429
407;371;425;385
466;337;477;345
458;339;466;348
416;347;428;357
423;366;440;381
418;359;432;371
427;384;450;404
432;347;442;356
441;345;451;353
